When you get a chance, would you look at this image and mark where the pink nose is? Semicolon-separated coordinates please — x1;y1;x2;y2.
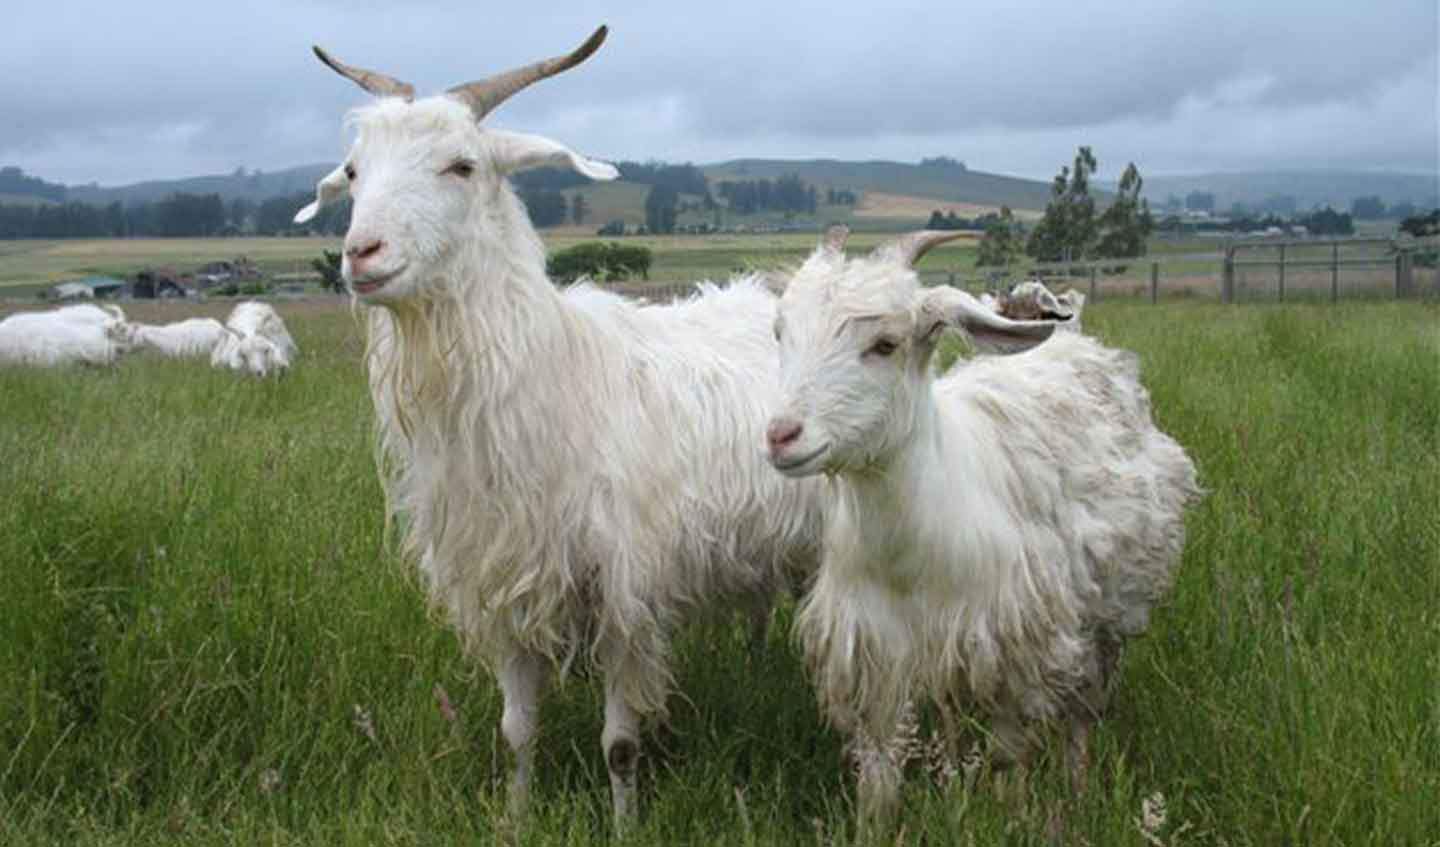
346;238;384;272
766;417;803;452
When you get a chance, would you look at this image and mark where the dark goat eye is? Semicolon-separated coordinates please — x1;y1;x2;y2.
343;163;356;180
444;160;475;179
865;338;899;358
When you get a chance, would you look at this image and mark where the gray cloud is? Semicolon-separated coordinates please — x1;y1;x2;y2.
2;0;1435;185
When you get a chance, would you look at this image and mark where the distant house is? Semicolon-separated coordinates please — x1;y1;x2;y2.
193;256;261;289
46;275;126;301
83;276;127;298
131;268;195;299
48;282;94;301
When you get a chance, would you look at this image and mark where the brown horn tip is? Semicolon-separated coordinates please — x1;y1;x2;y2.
876;230;969;267
447;24;610;121
312;45;415;101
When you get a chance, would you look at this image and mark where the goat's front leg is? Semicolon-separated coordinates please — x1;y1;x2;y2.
602;673;643;832
498;647;548;819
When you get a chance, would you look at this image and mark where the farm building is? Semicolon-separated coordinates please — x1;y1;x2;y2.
45;275;126;301
131;268;196;299
195;257;262;287
47;282;94;301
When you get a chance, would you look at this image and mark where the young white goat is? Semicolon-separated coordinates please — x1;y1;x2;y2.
766;230;1200;821
299;26;823;827
206;301;294;376
210;327;288;377
0;307;132;366
225;301;298;359
132;318;228;358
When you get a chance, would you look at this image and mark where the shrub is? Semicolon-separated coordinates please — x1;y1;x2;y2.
548;242;653;284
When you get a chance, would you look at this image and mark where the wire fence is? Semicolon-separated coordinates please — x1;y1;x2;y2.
918;236;1439;304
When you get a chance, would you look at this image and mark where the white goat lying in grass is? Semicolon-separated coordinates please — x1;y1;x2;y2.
299;25;823;829
765;229;1201;822
209;302;294;376
0;305;133;366
226;301;298;359
132;318;228;358
1001;279;1084;329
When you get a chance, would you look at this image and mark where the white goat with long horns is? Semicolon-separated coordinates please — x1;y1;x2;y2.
299;26;824;828
765;230;1200;823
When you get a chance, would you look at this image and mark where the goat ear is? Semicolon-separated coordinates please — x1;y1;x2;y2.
295;164;350;224
915;286;1055;354
486;128;619;181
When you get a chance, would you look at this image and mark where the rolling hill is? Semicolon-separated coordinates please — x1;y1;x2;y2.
64;164;336;206
1131;170;1439;212
6;160;1433;232
702;158;1060;211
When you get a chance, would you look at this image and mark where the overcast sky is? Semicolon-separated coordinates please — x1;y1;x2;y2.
4;0;1436;186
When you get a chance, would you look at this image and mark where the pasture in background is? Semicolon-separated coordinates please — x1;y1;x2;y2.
1;299;1435;845
3;233;1435;308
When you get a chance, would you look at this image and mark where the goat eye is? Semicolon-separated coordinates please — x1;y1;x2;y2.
343;163;356;181
865;338;899;358
444;160;475;179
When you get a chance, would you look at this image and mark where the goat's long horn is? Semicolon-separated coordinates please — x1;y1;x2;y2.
447;25;608;121
312;46;416;101
875;230;968;267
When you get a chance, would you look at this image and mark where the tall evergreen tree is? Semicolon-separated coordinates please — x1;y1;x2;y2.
1094;162;1152;259
977;206;1023;267
644;185;678;234
1026;146;1099;262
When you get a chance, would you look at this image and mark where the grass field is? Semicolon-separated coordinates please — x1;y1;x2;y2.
1;298;1436;845
0;235;985;294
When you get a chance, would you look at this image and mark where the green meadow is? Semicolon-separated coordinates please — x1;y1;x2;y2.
1;299;1436;845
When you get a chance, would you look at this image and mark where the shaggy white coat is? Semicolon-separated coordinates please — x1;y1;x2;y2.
133;318;228;358
225;301;298;358
767;241;1200;816
0;306;132;366
299;94;824;821
210;328;288;377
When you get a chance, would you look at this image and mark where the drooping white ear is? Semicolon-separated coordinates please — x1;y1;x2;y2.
294;164;350;224
916;286;1056;354
485;128;619;180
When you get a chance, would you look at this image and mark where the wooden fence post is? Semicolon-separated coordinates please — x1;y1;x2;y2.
1150;262;1159;304
1278;243;1286;303
1222;246;1235;303
1395;251;1412;299
1330;241;1339;303
1088;265;1098;303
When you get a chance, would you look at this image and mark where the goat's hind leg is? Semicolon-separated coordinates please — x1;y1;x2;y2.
498;647;549;819
601;672;643;832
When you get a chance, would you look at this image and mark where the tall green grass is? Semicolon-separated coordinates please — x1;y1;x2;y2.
1;303;1435;845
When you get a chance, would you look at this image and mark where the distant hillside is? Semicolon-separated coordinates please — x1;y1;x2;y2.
1132;170;1439;212
0;193;57;207
64;164;336;206
702;159;1061;212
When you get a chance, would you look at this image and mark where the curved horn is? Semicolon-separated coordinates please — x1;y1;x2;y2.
820;223;850;257
312;46;416;101
447;25;608;120
875;230;969;267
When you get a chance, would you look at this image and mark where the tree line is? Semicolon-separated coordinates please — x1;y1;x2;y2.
972;147;1154;269
0;166;67;202
715;175;818;216
0;191;353;239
